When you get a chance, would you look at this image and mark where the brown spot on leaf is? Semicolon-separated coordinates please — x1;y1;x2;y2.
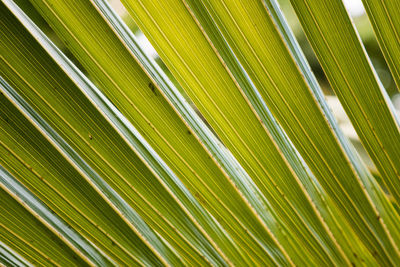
194;192;206;205
148;82;157;96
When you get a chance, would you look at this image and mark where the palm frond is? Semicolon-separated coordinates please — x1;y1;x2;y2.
1;0;399;265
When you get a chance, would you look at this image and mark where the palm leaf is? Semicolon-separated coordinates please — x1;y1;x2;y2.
289;0;400;210
361;0;400;91
1;0;400;265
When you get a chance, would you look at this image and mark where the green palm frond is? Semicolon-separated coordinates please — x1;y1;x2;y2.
1;0;399;266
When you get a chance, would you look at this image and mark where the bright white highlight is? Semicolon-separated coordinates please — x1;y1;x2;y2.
136;32;159;59
342;0;366;17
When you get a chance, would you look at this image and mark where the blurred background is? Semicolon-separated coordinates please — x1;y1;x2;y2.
16;0;400;177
